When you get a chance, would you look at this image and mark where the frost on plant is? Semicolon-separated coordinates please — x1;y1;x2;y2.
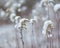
0;0;58;47
30;16;38;24
14;16;21;24
54;4;60;12
9;13;16;22
42;20;54;37
15;18;29;30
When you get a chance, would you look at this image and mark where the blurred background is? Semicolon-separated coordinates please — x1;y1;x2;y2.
0;0;60;48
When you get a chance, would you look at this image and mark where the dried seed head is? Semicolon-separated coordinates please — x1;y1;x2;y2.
14;16;21;23
9;13;16;22
20;18;29;23
54;4;60;12
30;16;38;23
40;0;54;7
15;18;29;30
42;20;54;37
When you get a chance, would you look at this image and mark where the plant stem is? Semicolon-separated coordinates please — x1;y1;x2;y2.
31;23;34;48
15;31;20;48
20;28;24;48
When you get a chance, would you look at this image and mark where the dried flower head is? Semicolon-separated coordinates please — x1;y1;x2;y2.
54;4;60;12
15;18;29;30
14;16;21;24
9;13;16;22
42;20;54;37
30;16;38;24
40;0;54;7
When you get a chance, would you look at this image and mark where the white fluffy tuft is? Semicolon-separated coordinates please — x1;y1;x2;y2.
54;4;60;12
42;20;54;36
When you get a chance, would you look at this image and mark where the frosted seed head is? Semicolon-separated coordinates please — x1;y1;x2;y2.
20;18;29;26
54;4;60;12
14;16;21;23
15;18;29;30
30;19;36;24
31;16;38;23
42;20;54;37
9;13;16;22
41;0;54;7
